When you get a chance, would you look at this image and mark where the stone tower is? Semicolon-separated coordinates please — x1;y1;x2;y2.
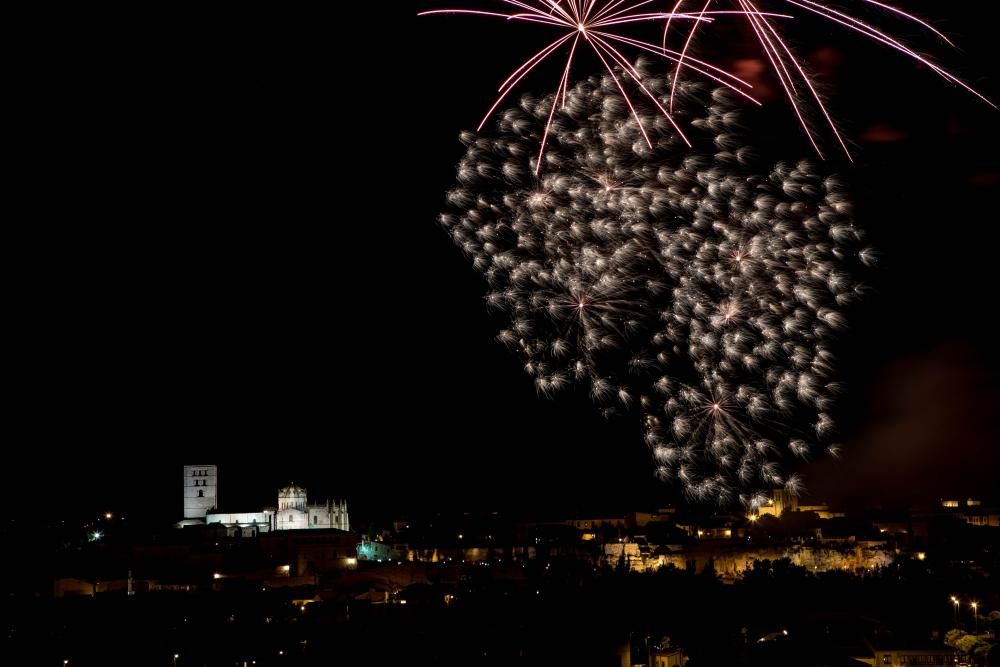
278;483;307;512
183;464;218;520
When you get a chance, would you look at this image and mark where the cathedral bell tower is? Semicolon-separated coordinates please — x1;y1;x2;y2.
183;464;218;521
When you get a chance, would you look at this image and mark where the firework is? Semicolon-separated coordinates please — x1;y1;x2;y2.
661;0;995;159
421;0;766;171
423;0;993;160
441;62;873;506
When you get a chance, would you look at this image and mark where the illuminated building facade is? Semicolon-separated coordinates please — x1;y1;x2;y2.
177;466;348;535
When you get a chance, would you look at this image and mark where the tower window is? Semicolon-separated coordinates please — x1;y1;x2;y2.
198;490;204;498
313;515;318;525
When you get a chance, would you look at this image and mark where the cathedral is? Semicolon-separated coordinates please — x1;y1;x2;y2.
178;465;349;535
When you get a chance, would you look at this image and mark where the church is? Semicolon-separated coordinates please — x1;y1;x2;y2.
178;464;349;535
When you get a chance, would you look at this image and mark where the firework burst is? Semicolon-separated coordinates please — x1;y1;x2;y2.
423;0;993;160
421;0;771;171
441;63;873;506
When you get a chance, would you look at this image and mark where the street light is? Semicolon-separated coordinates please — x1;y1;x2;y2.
951;597;959;625
173;654;179;667
971;602;978;634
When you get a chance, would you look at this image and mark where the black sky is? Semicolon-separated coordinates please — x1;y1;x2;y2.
7;2;998;524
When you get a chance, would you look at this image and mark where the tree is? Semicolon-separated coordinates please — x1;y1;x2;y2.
945;629;966;647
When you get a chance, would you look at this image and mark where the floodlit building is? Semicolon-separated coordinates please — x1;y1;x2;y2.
757;489;798;518
176;466;348;534
180;464;218;524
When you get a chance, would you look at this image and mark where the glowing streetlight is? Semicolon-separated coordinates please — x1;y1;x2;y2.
971;602;979;634
173;654;179;667
951;597;959;624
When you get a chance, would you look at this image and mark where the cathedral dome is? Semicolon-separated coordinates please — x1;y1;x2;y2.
277;483;307;512
279;483;306;496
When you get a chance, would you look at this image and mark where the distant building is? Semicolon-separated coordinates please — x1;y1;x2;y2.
858;638;955;666
757;489;797;518
755;490;840;519
939;497;998;527
176;466;348;534
651;646;686;667
205;483;349;535
565;516;627;530
181;464;218;523
357;535;395;561
260;528;359;576
961;507;1000;528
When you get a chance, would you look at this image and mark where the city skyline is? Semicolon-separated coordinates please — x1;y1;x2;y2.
4;3;998;665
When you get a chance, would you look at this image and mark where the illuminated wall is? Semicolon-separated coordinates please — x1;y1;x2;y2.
183;465;218;520
205;511;272;535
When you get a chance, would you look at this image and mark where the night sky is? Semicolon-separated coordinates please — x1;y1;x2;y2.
8;2;998;525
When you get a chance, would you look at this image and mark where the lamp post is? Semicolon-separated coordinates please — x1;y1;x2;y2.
951;597;959;625
173;654;179;667
971;602;978;634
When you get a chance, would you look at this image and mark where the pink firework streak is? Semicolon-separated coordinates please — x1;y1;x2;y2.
420;0;785;173
661;0;996;160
